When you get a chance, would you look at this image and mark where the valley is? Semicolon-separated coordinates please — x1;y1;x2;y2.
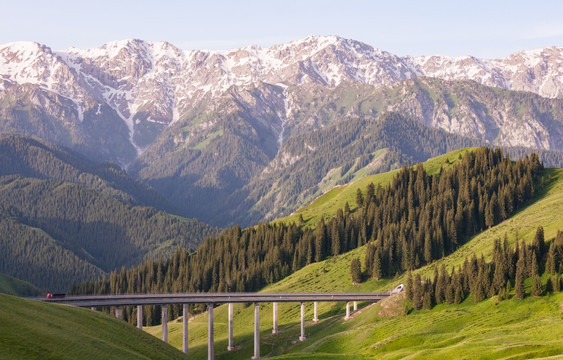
1;32;563;360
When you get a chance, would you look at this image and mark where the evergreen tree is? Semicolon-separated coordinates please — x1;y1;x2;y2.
406;271;413;300
435;264;447;304
373;250;383;280
314;219;326;262
412;273;423;310
423;231;432;264
331;222;341;257
422;286;433;310
532;225;545;258
545;242;556;274
473;268;486;302
350;257;362;284
356;188;364;208
515;268;525;300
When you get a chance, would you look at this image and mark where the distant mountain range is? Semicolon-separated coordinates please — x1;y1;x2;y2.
1;35;563;226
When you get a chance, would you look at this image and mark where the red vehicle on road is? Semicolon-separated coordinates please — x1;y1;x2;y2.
46;293;66;299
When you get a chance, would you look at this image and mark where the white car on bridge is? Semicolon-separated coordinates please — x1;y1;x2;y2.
391;284;405;295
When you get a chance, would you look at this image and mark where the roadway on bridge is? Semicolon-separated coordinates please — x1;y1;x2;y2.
38;292;390;307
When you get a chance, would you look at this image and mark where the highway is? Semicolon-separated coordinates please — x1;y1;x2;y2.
36;291;390;307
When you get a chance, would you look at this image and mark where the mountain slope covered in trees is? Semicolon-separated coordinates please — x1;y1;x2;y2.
71;147;547;325
0;135;219;291
0;135;176;212
0;175;218;291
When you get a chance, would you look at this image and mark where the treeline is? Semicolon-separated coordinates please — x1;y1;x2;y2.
0;176;218;290
406;227;563;310
71;147;544;325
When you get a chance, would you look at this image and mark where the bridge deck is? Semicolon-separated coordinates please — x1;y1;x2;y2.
37;292;390;307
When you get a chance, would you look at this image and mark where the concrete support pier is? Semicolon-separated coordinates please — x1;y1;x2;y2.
345;301;350;320
183;304;189;354
208;303;214;360
252;302;260;359
227;303;234;351
137;305;143;329
354;301;358;311
115;307;122;320
90;307;96;311
162;305;168;343
313;301;319;322
272;302;278;334
299;302;306;341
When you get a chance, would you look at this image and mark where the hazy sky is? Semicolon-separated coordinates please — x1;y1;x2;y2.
2;0;562;58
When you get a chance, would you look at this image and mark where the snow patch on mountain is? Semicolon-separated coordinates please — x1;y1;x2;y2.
1;36;563;155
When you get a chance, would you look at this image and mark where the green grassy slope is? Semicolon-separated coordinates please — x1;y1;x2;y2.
0;294;186;360
276;148;472;228
148;160;563;359
0;273;41;297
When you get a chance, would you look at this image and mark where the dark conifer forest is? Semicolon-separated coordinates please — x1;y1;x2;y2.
406;227;563;310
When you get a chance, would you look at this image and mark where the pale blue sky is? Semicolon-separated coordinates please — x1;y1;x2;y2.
2;0;562;58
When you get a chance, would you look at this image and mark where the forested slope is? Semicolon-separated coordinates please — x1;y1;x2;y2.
0;135;176;212
0;175;217;290
71;147;545;325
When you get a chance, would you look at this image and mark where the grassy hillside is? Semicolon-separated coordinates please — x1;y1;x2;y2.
275;148;471;229
147;160;563;359
0;273;41;297
0;293;186;360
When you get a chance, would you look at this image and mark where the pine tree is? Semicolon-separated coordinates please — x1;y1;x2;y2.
356;188;364;208
412;274;423;310
545;242;556;274
422;286;432;310
445;270;455;304
435;264;447;304
350;257;362;284
453;273;464;304
314;219;326;262
473;267;486;302
532;225;545;257
406;271;413;300
373;250;382;280
331;222;341;257
424;231;432;264
515;268;525;300
530;250;539;278
553;274;561;292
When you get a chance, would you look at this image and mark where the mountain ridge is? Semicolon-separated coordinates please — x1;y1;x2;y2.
1;35;563;163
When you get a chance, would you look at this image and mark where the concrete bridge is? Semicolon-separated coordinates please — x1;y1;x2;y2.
40;292;390;359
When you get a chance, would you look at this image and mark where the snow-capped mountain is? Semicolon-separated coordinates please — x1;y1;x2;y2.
1;35;562;161
2;35;563;226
